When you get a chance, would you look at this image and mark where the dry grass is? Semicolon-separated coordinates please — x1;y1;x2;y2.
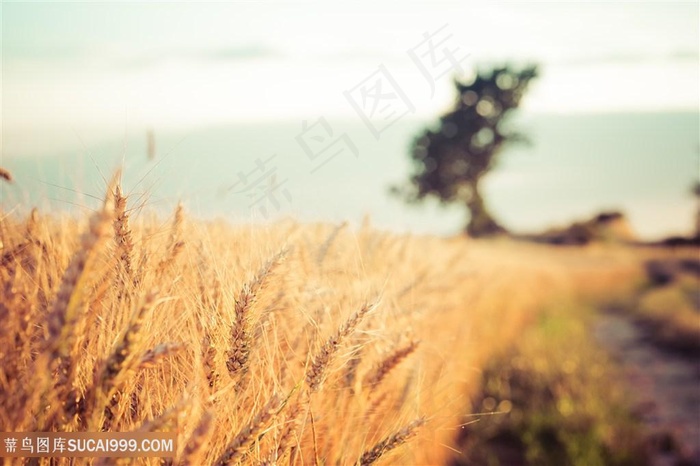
0;181;647;465
635;274;700;354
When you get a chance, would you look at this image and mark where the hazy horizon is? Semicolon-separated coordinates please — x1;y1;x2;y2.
2;1;698;240
3;111;697;240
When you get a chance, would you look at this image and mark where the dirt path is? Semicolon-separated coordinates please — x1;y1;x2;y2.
593;312;700;466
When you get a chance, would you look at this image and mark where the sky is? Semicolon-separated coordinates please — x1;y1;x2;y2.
2;1;699;155
1;1;698;240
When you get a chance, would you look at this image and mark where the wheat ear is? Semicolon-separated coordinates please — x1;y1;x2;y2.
261;399;303;464
113;184;135;284
39;179;115;429
178;411;213;466
316;221;347;266
157;202;185;274
136;400;187;433
364;341;419;391
343;345;364;392
202;334;219;390
306;301;377;392
357;417;425;466
139;342;183;370
213;395;281;466
45;181;115;360
226;249;287;380
96;290;158;429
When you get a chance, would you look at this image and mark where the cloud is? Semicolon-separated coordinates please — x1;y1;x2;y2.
323;48;398;61
120;44;282;69
202;45;280;61
5;43;283;70
553;49;698;66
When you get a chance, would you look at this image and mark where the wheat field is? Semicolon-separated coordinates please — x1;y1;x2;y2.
0;180;645;465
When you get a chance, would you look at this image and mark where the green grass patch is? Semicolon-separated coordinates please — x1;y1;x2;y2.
454;301;649;466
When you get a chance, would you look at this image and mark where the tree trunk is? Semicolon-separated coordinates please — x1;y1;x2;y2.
465;182;506;237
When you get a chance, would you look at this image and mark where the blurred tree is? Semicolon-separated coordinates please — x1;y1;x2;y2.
395;65;538;237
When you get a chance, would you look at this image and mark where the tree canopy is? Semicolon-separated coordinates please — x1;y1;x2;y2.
396;64;538;236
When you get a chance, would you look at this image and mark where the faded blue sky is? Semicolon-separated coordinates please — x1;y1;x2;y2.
1;1;698;239
2;1;698;154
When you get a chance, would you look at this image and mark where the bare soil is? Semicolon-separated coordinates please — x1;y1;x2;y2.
594;311;700;466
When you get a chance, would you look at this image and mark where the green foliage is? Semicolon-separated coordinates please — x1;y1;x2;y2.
397;64;538;236
456;303;650;466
